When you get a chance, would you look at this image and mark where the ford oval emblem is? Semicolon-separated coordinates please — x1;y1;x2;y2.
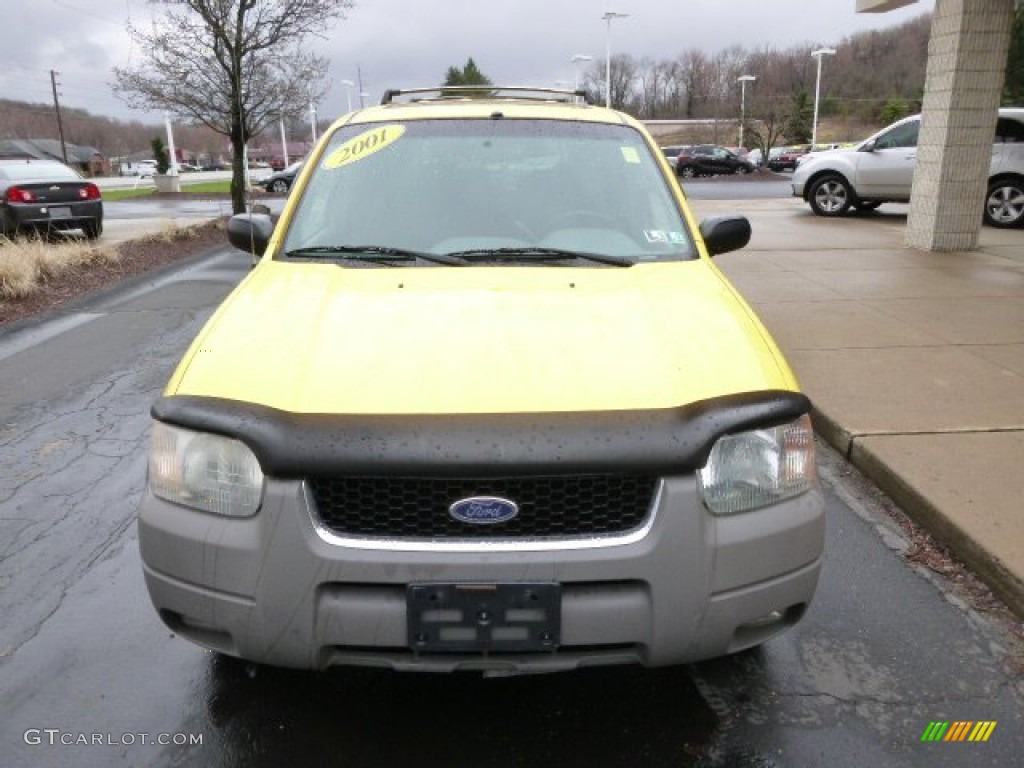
449;496;519;525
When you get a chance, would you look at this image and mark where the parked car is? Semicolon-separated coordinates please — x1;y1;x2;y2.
138;86;823;674
0;158;103;240
676;144;755;178
659;144;690;170
200;161;230;171
767;146;809;172
260;160;303;193
792;109;1024;227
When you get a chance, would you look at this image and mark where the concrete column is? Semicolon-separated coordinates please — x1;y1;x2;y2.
905;0;1014;251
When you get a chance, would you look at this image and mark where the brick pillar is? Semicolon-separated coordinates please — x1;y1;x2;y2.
905;0;1014;251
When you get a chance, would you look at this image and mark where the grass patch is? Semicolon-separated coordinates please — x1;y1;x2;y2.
102;187;158;201
180;180;233;194
0;222;204;301
101;180;234;201
0;235;119;299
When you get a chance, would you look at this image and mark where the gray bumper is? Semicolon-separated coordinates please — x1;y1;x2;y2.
139;475;824;674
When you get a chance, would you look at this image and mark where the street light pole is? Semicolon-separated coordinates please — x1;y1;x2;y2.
309;102;318;144
279;117;289;168
602;12;629;108
737;75;756;148
163;111;179;176
571;53;592;97
811;48;837;149
341;79;355;112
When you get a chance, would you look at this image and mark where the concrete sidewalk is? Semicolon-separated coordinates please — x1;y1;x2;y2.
692;196;1024;618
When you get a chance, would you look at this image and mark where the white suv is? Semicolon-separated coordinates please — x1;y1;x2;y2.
792;108;1024;228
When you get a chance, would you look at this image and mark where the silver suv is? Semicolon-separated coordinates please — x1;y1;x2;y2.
792;108;1024;227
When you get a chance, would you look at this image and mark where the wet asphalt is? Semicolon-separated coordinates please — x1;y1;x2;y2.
1;191;1022;767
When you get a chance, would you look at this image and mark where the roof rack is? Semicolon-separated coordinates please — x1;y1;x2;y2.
380;86;591;106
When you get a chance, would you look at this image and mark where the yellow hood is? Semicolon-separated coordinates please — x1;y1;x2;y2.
169;261;796;414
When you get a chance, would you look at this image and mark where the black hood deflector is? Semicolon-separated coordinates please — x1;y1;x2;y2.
152;391;812;477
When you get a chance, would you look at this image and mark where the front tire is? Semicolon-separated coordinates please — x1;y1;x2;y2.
984;178;1024;228
808;174;853;217
269;179;290;194
678;165;696;179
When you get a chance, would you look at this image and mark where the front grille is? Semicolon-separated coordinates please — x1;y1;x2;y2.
308;475;659;539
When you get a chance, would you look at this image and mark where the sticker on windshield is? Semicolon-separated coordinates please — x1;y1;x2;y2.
643;230;687;244
324;125;406;170
620;146;641;164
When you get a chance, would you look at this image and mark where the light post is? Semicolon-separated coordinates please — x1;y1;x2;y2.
811;48;836;149
309;102;318;144
737;75;756;148
571;53;592;96
360;91;369;108
341;79;355;112
602;12;629;108
279;116;289;168
163;111;179;176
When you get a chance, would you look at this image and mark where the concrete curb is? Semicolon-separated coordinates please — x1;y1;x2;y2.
811;403;1024;620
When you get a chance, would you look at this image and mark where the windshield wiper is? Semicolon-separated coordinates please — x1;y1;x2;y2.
284;245;465;266
444;247;634;267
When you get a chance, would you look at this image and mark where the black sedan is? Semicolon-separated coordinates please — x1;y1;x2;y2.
260;161;303;194
675;145;755;178
0;158;103;239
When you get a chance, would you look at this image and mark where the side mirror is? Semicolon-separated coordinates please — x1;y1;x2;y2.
699;215;751;257
227;213;274;257
859;139;877;153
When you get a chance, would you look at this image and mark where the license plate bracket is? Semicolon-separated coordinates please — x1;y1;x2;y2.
407;582;560;653
48;206;72;219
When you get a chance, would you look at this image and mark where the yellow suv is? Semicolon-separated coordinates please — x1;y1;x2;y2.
138;87;824;673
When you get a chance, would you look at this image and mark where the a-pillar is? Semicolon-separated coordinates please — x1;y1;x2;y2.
905;0;1014;251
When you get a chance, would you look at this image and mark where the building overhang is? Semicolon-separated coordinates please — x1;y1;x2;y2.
856;0;918;11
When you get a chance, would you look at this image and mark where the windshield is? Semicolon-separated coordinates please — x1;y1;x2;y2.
281;118;696;265
0;162;82;182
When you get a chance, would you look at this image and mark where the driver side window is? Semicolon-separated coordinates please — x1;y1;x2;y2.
875;121;920;150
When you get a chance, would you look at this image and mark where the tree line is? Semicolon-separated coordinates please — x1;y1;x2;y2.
581;13;933;147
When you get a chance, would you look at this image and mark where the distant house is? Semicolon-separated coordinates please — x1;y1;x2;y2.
0;138;111;176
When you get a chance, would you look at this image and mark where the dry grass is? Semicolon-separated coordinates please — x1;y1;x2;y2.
144;219;202;244
0;223;201;300
0;235;117;299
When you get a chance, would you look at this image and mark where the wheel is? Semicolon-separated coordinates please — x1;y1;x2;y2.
548;209;615;228
269;179;290;194
735;165;751;175
678;165;696;179
82;219;103;240
984;178;1024;228
808;174;853;217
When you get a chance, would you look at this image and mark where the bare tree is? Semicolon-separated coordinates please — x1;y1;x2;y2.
113;0;352;213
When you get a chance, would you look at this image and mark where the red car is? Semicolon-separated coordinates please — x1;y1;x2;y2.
767;147;809;172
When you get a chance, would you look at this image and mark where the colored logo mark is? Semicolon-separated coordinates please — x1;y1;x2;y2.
921;721;997;742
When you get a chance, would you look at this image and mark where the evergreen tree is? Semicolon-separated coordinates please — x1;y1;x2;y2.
442;58;493;87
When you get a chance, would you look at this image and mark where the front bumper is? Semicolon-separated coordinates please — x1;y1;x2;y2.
138;473;824;673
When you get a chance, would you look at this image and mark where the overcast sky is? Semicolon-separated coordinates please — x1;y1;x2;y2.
3;0;935;126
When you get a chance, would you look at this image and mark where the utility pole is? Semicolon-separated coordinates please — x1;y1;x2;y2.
357;65;366;108
50;70;68;164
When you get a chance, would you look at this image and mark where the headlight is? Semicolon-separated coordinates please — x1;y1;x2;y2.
698;414;816;515
148;421;264;517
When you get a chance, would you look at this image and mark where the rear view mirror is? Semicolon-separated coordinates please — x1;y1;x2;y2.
699;215;751;257
227;213;274;257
